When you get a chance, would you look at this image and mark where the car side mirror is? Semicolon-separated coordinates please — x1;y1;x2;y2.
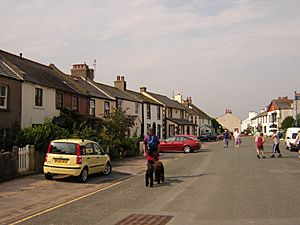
164;141;167;143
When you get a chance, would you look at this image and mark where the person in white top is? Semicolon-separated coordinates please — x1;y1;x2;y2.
233;129;241;148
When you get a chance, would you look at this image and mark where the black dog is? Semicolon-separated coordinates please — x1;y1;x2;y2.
145;161;154;187
154;160;165;184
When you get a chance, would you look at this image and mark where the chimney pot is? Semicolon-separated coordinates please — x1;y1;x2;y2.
140;86;147;92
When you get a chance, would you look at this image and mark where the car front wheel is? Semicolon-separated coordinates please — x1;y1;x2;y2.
183;145;191;153
102;162;112;175
78;167;88;183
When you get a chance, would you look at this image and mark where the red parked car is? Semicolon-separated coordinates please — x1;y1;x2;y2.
159;135;201;153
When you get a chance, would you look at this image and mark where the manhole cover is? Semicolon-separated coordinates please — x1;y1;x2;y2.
114;213;173;225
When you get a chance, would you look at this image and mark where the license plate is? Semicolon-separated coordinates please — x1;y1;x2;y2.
54;159;68;163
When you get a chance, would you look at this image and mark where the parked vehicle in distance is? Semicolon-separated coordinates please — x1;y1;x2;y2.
285;127;300;150
159;135;201;153
44;139;112;183
198;133;218;142
217;134;224;140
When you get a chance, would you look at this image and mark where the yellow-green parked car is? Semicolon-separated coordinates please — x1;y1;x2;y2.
44;139;112;183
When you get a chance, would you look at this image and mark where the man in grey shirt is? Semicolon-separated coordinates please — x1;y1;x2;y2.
270;130;282;158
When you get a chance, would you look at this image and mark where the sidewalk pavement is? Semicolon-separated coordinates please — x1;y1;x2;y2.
0;146;211;225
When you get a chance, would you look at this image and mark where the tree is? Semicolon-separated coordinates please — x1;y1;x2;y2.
281;116;295;130
102;108;135;158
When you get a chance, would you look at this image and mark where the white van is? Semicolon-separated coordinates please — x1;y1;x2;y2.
285;127;300;150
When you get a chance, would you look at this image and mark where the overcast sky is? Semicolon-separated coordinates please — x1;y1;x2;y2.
1;0;300;120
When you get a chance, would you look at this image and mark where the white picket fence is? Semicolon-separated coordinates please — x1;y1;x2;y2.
18;146;30;173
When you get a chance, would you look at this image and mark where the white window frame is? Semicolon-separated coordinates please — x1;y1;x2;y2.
157;106;161;120
146;104;151;119
35;87;43;107
135;102;139;114
89;99;96;116
118;99;123;109
104;101;110;117
0;84;8;109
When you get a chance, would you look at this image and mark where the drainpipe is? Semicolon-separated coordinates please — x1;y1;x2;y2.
141;102;145;139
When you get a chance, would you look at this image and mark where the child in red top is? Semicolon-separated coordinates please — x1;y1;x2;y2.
256;132;266;159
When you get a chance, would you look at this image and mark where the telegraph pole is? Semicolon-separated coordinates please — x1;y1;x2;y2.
295;91;299;127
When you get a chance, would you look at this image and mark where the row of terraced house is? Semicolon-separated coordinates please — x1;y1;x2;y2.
0;49;213;142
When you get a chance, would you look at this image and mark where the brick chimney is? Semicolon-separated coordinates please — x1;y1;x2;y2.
71;63;94;80
140;86;147;93
114;75;126;91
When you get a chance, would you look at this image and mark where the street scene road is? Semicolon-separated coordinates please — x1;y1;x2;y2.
2;137;300;225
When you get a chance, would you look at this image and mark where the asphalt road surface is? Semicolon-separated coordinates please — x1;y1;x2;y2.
14;137;300;225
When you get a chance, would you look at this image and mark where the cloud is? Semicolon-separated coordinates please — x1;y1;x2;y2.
1;0;300;119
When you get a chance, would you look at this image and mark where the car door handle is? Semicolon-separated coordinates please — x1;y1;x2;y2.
87;157;90;159
96;157;99;159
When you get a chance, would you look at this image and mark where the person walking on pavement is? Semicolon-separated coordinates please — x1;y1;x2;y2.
233;128;241;148
270;130;282;158
256;132;266;159
223;129;229;148
143;127;160;161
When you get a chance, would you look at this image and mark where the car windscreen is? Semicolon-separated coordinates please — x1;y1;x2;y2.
50;142;77;155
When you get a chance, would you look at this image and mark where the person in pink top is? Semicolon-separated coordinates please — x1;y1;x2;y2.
256;132;266;159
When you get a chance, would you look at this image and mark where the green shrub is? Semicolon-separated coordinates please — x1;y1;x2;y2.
17;119;69;153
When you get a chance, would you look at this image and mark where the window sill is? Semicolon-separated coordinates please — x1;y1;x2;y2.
33;106;45;110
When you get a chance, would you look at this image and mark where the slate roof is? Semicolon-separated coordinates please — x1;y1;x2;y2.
0;60;23;81
187;103;211;119
91;82;138;102
272;99;292;109
50;64;113;100
126;90;162;105
183;105;198;116
0;49;75;93
167;118;196;126
252;111;267;120
146;92;186;110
